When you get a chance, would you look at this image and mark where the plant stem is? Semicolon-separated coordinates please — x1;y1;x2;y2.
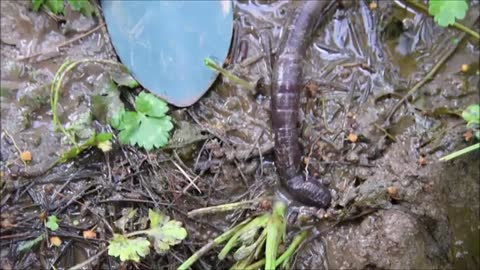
265;201;286;270
274;230;308;267
244;230;308;269
439;143;480;161
187;198;266;218
124;229;150;238
178;218;253;270
204;58;256;92
401;0;479;40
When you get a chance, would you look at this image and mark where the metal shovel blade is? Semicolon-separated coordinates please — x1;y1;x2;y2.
102;0;233;107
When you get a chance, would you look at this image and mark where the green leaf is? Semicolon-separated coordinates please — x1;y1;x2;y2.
130;116;173;150
111;92;173;150
462;104;480;127
46;215;59;231
146;210;187;254
428;0;468;27
108;234;150;262
45;0;64;14
134;92;169;117
32;0;45;11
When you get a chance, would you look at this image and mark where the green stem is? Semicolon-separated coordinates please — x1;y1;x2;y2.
402;0;479;40
264;201;286;270
124;229;150;238
439;143;480;161
244;230;308;270
218;214;269;260
204;58;256;92
187;198;266;218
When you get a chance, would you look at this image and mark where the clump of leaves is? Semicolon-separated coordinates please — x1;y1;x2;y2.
179;201;303;270
107;209;187;262
440;104;479;161
428;0;468;27
32;0;94;16
111;92;174;150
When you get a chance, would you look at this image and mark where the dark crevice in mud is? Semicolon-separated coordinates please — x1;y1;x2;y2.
1;0;479;269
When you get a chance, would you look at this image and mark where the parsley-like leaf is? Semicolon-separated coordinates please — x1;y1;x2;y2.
147;209;187;254
46;215;59;231
135;92;169;117
111;92;173;150
108;234;150;262
428;0;468;27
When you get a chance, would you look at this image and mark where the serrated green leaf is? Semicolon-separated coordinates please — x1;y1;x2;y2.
111;92;173;150
462;104;480;126
45;0;64;14
134;92;169;117
146;210;187;254
428;0;468;27
46;215;59;231
149;209;168;228
108;234;150;262
130;116;173;150
32;0;45;11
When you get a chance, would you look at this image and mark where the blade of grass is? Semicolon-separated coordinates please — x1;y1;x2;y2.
187;199;265;218
204;57;256;92
439;143;480;161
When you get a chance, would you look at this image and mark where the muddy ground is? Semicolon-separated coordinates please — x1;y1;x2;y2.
1;1;479;269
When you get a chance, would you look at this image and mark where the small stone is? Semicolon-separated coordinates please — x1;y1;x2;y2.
20;151;31;162
387;186;398;198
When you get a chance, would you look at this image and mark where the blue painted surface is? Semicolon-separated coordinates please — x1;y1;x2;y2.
102;0;233;107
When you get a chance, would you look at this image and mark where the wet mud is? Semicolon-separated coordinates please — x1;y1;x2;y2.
1;1;479;269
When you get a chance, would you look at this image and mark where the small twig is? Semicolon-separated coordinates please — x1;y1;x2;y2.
17;23;105;61
383;33;465;124
67;247;107;270
187;199;265;218
2;130;27;167
400;0;479;40
171;159;201;193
